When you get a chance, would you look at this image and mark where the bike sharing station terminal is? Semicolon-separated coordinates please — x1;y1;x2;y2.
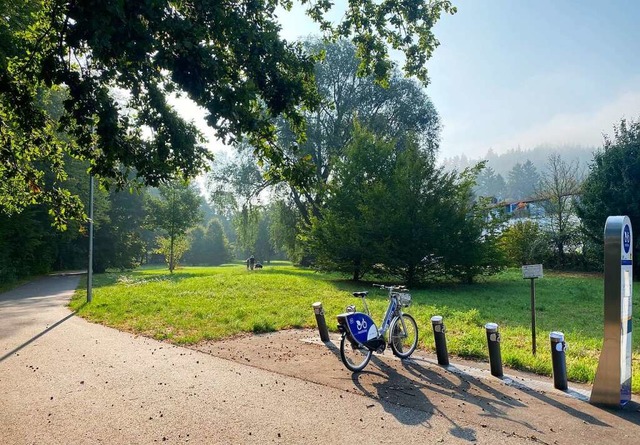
590;216;633;408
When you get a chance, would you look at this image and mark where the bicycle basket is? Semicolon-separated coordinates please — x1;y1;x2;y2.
395;292;412;307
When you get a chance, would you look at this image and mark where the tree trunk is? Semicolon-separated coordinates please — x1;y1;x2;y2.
169;234;175;273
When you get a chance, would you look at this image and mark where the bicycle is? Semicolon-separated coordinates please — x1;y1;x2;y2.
336;284;418;372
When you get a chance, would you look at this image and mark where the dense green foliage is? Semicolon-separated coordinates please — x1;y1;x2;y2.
474;166;506;200
184;220;233;266
310;126;502;285
498;220;548;267
93;186;150;273
0;157;150;282
506;160;540;200
69;264;640;392
0;0;454;223
0;207;56;283
578;118;640;277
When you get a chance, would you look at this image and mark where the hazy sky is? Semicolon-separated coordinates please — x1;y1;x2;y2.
277;0;640;160
178;1;640;162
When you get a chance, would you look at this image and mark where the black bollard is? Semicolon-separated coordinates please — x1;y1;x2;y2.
312;302;330;342
431;316;449;366
550;331;568;391
485;322;503;377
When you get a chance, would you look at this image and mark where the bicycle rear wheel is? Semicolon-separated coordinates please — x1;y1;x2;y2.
340;334;372;372
389;314;418;358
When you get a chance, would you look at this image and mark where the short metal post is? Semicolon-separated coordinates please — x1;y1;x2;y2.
550;331;568;391
312;302;330;342
485;323;503;377
431;316;449;366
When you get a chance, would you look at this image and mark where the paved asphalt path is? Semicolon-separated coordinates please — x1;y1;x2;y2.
1;274;639;444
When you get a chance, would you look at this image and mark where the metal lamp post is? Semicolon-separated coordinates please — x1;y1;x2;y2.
87;174;94;303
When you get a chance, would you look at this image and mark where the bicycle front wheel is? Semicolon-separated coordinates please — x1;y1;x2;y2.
389;314;418;359
340;334;372;372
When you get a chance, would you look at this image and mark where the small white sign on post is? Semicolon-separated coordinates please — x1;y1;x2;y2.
522;264;543;279
522;264;543;355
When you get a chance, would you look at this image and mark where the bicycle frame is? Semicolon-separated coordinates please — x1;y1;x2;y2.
337;287;407;351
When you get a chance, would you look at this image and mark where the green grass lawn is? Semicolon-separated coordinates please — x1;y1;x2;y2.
69;262;640;392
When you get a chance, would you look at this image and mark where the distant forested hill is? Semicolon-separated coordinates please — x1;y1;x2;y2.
441;144;595;176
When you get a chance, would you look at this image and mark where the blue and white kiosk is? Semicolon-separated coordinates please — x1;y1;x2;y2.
590;216;633;407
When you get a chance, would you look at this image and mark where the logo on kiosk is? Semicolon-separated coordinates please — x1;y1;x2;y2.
623;225;631;254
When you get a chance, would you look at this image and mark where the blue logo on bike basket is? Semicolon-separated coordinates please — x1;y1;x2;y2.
623;225;631;254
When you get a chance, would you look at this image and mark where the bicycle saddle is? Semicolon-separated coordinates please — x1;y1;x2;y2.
352;291;368;297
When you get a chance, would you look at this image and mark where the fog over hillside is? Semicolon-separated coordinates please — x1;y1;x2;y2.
441;144;596;176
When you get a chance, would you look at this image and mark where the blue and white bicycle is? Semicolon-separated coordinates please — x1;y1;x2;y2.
336;284;418;372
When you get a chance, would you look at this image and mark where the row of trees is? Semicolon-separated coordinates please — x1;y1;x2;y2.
474;160;542;201
205;38;640;284
1;2;638;284
494;120;640;279
0;176;238;284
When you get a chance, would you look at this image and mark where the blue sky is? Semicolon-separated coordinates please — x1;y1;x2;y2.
277;0;640;160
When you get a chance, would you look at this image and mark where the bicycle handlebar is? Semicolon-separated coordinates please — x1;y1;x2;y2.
373;284;408;291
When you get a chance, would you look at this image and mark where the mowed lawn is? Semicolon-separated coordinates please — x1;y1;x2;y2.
69;262;640;392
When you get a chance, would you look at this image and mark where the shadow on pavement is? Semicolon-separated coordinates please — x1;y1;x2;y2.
321;339;637;431
351;356;479;441
403;360;542;430
0;304;85;363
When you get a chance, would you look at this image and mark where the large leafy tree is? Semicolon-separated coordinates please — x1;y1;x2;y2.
206;219;234;266
309;125;393;280
1;0;455;224
277;39;441;225
185;219;233;266
208;39;442;264
578;118;640;277
145;181;202;272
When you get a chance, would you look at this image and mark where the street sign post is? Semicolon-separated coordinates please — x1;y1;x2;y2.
590;216;633;407
522;264;543;355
